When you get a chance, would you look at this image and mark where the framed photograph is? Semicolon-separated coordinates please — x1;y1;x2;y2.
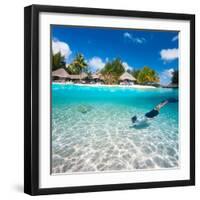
24;4;195;195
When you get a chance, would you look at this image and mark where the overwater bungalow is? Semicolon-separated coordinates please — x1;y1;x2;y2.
119;72;136;85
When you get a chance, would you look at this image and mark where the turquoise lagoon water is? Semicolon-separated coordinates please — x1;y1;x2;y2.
52;84;179;174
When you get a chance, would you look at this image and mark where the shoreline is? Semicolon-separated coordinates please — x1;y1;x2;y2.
52;82;157;89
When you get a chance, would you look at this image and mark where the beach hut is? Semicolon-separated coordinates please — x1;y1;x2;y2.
80;72;88;80
91;73;104;84
79;72;88;83
119;72;136;85
52;68;70;82
68;72;88;83
92;74;100;80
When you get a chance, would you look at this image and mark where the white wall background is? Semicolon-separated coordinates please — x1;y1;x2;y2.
0;0;199;199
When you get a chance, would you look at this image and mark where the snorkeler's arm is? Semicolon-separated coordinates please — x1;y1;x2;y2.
155;98;178;111
155;100;169;111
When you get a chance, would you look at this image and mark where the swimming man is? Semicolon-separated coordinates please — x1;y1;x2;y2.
131;98;178;126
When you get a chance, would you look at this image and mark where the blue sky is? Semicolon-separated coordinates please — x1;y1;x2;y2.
52;25;179;85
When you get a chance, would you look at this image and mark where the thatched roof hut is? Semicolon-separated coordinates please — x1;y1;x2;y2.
69;72;88;80
52;68;69;78
91;73;105;81
80;72;88;79
68;75;79;80
119;72;136;81
92;74;100;79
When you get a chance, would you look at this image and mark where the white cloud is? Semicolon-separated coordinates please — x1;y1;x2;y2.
122;62;133;71
160;48;179;62
88;57;105;72
123;32;146;44
160;68;174;85
52;40;72;60
172;35;178;42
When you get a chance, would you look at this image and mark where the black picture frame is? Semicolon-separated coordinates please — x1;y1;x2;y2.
24;4;195;196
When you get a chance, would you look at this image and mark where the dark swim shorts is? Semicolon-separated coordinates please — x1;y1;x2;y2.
145;109;159;118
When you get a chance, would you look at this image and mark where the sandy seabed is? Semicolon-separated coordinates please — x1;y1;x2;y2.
52;103;179;174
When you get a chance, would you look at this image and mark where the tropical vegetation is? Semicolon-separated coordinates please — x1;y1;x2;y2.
101;58;125;84
67;53;88;74
128;67;159;84
52;52;65;71
52;50;160;85
136;66;159;84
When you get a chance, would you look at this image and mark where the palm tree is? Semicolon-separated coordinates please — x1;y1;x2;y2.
67;53;87;74
137;66;159;84
101;58;125;84
52;52;65;71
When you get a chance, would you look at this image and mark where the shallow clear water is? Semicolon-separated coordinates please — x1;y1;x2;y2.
51;84;179;174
